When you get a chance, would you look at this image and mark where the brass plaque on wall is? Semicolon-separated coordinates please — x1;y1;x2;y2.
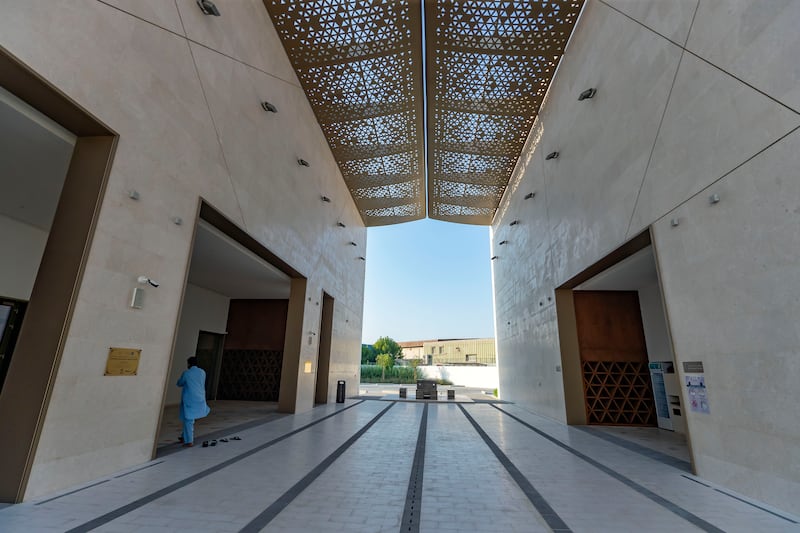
105;347;141;376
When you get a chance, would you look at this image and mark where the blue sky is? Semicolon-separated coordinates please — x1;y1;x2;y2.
361;219;496;344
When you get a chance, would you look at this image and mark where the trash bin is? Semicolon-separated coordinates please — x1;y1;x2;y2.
336;380;346;403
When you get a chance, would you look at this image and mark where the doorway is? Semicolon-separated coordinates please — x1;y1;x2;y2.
315;292;334;404
0;298;27;395
195;331;225;400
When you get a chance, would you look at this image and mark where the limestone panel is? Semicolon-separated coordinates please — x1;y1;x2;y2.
687;0;800;112
175;0;298;84
532;0;682;283
602;0;698;44
652;128;800;511
630;52;800;233
100;0;185;35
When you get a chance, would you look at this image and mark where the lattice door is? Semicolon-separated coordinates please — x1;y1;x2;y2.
582;361;656;425
217;350;283;401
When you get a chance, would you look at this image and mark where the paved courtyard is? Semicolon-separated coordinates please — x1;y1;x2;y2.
0;399;796;532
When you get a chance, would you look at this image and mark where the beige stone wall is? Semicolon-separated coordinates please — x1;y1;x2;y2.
1;0;365;499
492;0;800;511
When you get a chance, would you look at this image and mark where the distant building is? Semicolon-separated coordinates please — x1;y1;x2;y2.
400;338;496;365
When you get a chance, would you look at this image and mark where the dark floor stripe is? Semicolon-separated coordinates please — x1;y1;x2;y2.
458;405;572;532
490;405;724;533
34;480;110;505
574;426;692;472
401;403;428;533
711;489;798;524
239;402;397;532
113;461;165;478
681;474;711;487
65;401;365;533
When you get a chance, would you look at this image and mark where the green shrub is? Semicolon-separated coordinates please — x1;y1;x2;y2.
360;365;416;383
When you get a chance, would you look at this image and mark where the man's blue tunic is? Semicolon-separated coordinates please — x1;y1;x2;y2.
177;366;211;421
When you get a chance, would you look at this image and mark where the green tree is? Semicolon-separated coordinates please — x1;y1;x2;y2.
373;336;402;361
361;344;377;364
409;358;421;380
376;354;394;381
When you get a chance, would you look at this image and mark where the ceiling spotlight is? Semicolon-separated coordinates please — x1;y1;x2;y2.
546;151;559;160
298;159;310;167
498;240;508;245
321;196;331;203
197;0;220;16
349;241;358;246
261;101;277;113
578;88;597;101
509;220;519;226
491;256;498;260
524;192;535;200
337;222;346;228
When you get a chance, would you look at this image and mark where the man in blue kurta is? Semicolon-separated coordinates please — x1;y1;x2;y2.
177;357;210;446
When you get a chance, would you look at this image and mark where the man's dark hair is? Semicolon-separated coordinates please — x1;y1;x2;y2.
187;356;198;367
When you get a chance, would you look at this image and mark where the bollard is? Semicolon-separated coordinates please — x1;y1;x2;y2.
399;387;407;398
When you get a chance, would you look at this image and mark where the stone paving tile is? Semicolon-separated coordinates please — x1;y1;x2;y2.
0;399;797;533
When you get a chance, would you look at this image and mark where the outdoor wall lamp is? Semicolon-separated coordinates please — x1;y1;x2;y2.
298;159;310;167
491;256;498;260
321;195;331;203
358;256;366;261
137;276;160;288
524;192;535;200
128;190;140;200
670;218;680;227
197;0;221;16
578;88;596;101
337;221;346;228
498;240;508;245
261;101;277;113
709;193;720;204
546;151;559;160
509;220;519;226
349;241;358;246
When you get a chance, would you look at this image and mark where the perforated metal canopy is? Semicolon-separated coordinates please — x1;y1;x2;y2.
264;0;584;226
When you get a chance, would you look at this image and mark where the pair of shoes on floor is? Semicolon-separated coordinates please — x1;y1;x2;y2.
201;439;217;448
220;438;229;443
181;442;193;447
232;436;241;441
178;436;184;443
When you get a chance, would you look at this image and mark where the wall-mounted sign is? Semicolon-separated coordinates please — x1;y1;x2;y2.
105;348;141;376
683;361;704;373
686;375;710;414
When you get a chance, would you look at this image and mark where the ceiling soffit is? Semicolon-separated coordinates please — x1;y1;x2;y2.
264;0;426;226
426;0;584;225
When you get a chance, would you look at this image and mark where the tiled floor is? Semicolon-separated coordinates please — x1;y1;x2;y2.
1;400;797;533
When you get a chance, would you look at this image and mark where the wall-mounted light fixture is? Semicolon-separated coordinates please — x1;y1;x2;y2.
524;192;535;200
171;216;183;226
670;218;680;227
337;221;346;228
509;220;519;226
498;240;508;245
261;101;277;113
348;241;358;246
357;256;366;261
321;196;331;203
197;0;220;16
128;190;140;200
545;151;559;160
298;158;310;167
708;193;720;204
578;88;597;101
137;276;160;288
491;256;498;260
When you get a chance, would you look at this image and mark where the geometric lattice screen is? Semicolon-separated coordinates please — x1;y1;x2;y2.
264;0;584;226
582;361;657;426
425;0;584;224
218;350;283;402
264;0;426;226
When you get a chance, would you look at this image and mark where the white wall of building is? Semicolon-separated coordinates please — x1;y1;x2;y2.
164;284;230;406
492;0;800;511
0;214;48;301
2;0;365;499
418;365;498;389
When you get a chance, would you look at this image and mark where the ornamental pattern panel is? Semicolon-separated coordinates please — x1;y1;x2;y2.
582;361;657;426
425;0;584;224
218;349;283;401
264;0;426;226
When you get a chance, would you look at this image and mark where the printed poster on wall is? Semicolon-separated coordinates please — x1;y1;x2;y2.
685;375;710;414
